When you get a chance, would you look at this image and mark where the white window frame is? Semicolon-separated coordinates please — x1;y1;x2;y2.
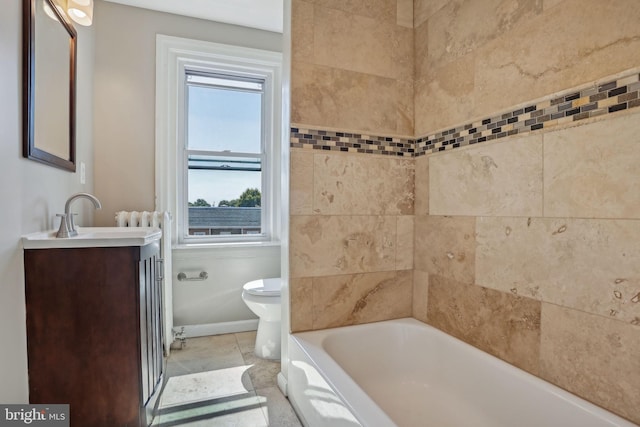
156;35;282;247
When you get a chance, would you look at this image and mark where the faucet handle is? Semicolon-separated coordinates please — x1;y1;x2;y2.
55;214;71;238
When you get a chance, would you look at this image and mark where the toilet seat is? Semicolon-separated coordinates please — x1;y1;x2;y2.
243;278;281;297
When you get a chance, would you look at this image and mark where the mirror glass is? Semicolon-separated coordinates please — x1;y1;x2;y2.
24;0;77;171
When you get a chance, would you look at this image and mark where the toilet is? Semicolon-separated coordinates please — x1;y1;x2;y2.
241;278;282;360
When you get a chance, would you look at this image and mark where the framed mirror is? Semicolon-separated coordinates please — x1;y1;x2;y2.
23;0;77;171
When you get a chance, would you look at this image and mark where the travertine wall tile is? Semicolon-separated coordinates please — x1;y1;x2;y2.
312;270;412;329
540;303;640;424
544;112;640;219
414;156;429;215
290;277;314;332
393;26;414;81
427;0;542;70
291;0;413;135
396;216;414;270
415;55;475;135
313;153;414;215
291;0;314;62
414;20;428;83
311;0;396;22
290;150;314;215
290;215;396;278
313;7;394;79
414;0;448;28
473;0;640;122
414;215;476;285
414;0;640;132
290;0;417;332
429;135;543;217
427;275;541;375
291;61;400;134
543;0;563;10
396;79;415;135
412;270;429;322
396;0;413;28
476;217;640;324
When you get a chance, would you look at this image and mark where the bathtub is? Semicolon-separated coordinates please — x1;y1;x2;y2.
288;318;637;427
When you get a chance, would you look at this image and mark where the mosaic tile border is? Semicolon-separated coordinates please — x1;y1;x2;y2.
289;129;413;157
415;72;640;156
290;70;640;158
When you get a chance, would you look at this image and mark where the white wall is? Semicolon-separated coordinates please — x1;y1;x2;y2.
173;246;281;327
93;1;283;330
0;0;95;402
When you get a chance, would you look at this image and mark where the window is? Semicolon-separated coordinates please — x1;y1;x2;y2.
185;73;264;238
156;36;282;246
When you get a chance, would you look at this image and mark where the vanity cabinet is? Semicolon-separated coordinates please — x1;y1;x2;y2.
24;242;164;427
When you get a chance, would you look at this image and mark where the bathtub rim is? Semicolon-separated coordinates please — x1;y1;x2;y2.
289;317;638;427
289;326;396;426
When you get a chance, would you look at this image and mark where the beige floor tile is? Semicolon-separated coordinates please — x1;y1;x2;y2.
235;331;257;354
241;351;282;390
256;386;303;427
159;367;255;408
154;392;267;426
155;331;297;426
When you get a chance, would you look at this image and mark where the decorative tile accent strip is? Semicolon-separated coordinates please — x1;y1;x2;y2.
289;128;414;157
290;70;640;158
415;71;640;156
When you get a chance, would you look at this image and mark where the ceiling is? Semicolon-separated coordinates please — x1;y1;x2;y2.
102;0;284;33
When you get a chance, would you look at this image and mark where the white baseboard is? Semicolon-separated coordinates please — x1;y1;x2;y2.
177;319;259;338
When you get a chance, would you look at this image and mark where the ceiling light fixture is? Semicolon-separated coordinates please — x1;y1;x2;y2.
43;0;65;21
67;0;93;26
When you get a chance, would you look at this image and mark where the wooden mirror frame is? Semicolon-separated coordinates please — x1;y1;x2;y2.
23;0;77;172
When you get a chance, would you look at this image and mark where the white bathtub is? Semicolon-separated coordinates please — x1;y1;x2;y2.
288;318;637;427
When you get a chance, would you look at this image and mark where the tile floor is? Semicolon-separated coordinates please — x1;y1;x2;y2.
152;331;302;426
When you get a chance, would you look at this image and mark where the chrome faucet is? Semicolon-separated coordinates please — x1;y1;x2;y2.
56;193;102;238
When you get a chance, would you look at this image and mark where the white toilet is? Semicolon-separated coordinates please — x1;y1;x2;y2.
241;278;282;360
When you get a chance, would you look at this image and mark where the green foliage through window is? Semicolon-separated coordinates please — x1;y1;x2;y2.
189;198;211;207
217;188;261;207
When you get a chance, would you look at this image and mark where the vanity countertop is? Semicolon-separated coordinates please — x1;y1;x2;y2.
22;227;162;249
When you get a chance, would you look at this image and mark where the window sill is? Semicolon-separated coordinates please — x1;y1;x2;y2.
173;240;281;251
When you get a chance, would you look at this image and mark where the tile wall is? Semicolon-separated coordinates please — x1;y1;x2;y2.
291;0;414;136
289;150;414;331
418;110;640;424
290;0;640;423
289;0;415;332
414;0;640;135
412;1;640;423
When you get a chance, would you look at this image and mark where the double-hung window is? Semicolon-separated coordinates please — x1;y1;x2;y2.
156;36;282;246
185;73;265;239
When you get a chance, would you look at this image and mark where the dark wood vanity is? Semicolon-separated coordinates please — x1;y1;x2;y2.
23;241;164;427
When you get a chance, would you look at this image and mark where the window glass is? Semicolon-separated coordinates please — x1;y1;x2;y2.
185;74;265;239
187;81;262;153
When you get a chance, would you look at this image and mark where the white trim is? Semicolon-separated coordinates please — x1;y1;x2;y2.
277;372;288;396
177;319;259;338
156;35;282;246
280;0;292;387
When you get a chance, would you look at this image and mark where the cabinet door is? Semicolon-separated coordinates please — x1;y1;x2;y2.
25;246;142;427
139;242;164;423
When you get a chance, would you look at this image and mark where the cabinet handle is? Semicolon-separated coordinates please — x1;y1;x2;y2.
177;271;208;282
156;259;164;281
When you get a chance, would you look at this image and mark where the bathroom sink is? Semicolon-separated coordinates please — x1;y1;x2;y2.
22;227;162;249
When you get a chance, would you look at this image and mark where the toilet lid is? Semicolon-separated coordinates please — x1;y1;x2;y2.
243;278;281;297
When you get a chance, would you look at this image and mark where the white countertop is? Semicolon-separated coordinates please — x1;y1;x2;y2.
22;227;162;249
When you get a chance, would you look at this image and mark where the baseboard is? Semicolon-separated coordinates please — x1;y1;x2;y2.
176;319;259;338
277;371;287;396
